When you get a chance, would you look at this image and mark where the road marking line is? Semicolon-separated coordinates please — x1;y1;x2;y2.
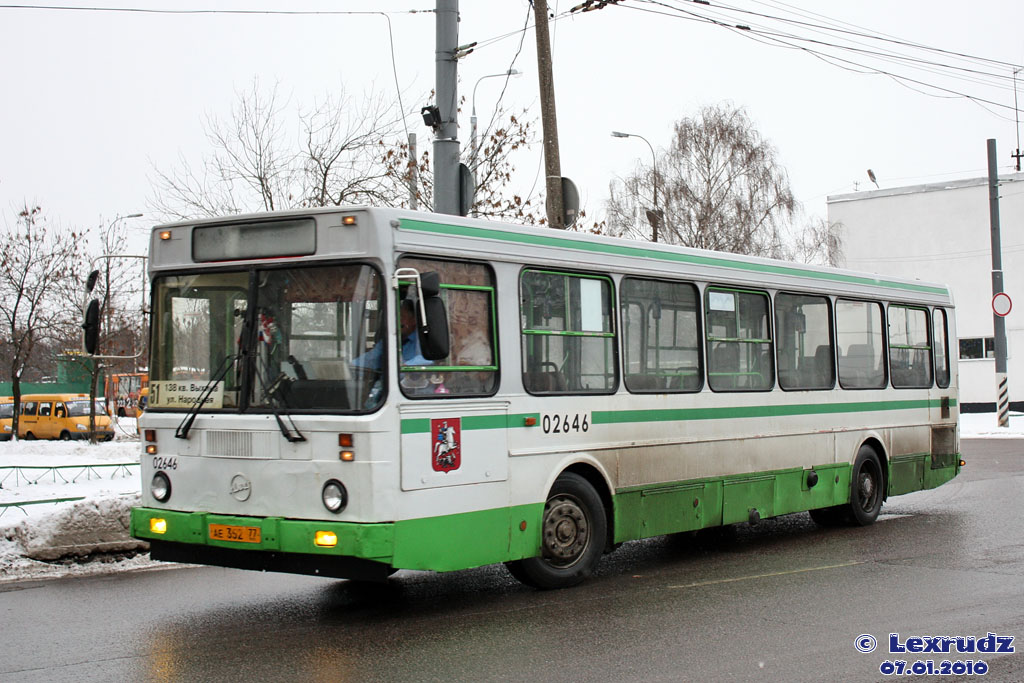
668;560;866;589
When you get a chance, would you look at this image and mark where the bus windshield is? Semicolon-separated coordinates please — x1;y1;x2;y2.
150;264;385;413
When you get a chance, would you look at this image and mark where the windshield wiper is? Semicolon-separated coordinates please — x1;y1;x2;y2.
175;353;239;440
258;369;306;443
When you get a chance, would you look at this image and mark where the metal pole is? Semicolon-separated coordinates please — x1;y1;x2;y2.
433;0;459;215
987;138;1010;427
408;132;418;211
533;0;564;229
611;131;659;241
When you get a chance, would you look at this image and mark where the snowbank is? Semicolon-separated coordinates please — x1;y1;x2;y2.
0;413;1021;583
0;421;157;581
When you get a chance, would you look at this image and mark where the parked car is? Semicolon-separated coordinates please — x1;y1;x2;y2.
17;394;114;441
0;397;12;441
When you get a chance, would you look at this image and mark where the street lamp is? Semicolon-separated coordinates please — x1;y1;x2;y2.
471;69;522;171
612;130;660;242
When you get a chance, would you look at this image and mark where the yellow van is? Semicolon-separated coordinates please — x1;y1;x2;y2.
0;397;12;441
18;394;115;441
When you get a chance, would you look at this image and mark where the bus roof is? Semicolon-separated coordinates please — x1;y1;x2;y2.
150;206;953;306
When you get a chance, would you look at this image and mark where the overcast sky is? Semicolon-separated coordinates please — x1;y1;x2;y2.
1;0;1022;252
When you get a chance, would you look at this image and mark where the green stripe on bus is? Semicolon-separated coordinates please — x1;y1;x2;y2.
401;412;541;434
592;398;953;425
398;219;950;296
399;399;953;432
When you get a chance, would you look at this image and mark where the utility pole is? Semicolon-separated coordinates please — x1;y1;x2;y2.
408;132;419;211
1014;68;1023;172
533;0;565;229
987;138;1010;427
433;0;460;215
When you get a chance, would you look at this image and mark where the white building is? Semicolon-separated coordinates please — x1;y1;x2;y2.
827;172;1024;412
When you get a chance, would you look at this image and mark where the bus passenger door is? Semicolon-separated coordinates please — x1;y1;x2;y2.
398;401;510;492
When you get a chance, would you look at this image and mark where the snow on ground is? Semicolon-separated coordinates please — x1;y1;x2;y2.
0;417;158;582
1;413;1022;583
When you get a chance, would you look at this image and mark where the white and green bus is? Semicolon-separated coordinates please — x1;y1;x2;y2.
130;207;960;589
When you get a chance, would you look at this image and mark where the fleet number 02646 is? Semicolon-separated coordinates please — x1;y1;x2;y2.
542;413;590;434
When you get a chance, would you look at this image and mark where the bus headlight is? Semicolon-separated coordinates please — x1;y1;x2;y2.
151;471;172;502
322;480;347;514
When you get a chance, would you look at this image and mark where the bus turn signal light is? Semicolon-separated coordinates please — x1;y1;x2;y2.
314;531;338;547
150;518;168;534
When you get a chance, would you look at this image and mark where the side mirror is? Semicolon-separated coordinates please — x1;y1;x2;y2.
416;272;449;361
83;299;100;354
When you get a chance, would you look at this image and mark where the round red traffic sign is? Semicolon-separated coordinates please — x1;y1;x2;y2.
993;292;1012;317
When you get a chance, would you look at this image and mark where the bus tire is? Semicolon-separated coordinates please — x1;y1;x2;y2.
24;432;36;441
59;430;71;441
846;446;884;526
505;472;606;590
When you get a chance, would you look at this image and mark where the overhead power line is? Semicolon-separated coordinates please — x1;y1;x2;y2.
0;4;432;16
565;0;1023;122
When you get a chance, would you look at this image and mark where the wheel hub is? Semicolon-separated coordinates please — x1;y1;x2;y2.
542;496;589;566
859;472;876;509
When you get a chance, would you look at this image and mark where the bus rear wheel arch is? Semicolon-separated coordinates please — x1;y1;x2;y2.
505;471;607;589
810;444;885;527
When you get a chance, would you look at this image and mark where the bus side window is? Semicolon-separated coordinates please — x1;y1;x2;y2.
520;269;617;395
621;277;702;393
775;292;834;391
396;256;500;398
705;287;774;392
836;299;886;390
39;403;52;417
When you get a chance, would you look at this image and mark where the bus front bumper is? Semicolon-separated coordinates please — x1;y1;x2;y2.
131;507;396;581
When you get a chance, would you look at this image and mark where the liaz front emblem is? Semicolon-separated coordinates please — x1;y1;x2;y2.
431;418;461;473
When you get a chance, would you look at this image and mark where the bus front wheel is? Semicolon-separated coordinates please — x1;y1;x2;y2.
505;472;606;590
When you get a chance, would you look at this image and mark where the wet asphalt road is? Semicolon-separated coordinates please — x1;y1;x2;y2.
0;439;1022;683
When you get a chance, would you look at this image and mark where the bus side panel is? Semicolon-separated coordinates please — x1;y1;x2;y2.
390;501;542;571
614;481;722;540
613;462;851;543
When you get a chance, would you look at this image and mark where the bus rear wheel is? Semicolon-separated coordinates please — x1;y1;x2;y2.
847;446;884;526
505;472;606;590
810;446;884;527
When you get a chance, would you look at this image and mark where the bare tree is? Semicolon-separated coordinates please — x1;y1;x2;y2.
150;79;411;219
787;216;844;267
151;79;546;224
381;104;544;223
0;205;81;438
605;103;797;258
